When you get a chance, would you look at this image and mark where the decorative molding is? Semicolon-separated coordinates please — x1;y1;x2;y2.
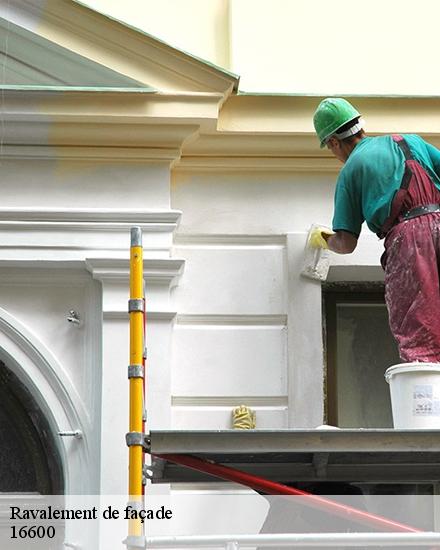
173;234;287;247
182;133;320;156
103;311;177;322
172;396;288;406
1;89;222;141
0;259;85;271
176;314;287;326
0;208;181;223
0;257;185;287
0;208;181;232
86;258;185;286
0;265;89;283
3;120;200;149
0;146;182;162
219;95;440;134
176;156;340;172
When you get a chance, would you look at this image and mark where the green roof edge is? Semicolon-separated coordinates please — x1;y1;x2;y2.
72;0;240;86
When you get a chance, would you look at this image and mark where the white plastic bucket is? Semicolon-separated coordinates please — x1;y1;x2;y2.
385;363;440;428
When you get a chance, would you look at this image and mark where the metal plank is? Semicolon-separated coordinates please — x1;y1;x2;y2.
149;429;440;454
149;430;440;484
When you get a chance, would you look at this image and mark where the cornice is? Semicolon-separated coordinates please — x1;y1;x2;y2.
1;89;221;146
3;118;201;157
3;0;239;94
176;93;440;169
0;146;183;162
85;258;185;287
176;314;288;326
103;311;177;322
0;208;182;232
2;89;222;125
218;95;440;134
3;89;440;165
0;257;186;289
176;156;340;172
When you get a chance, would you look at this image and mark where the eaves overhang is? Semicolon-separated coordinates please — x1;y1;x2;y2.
2;0;239;95
176;94;440;172
218;94;440;135
1;87;224;127
72;0;240;90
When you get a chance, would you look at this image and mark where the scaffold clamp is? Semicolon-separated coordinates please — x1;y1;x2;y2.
128;299;144;313
125;432;149;451
128;364;144;379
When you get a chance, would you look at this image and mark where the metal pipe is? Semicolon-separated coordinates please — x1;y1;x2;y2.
156;454;419;533
142;279;147;489
129;226;144;539
146;532;440;548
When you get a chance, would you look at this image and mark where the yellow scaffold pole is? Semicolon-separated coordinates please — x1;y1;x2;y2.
125;226;145;546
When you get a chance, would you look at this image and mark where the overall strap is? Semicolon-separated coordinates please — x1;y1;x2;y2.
392;134;412;160
378;135;413;238
391;134;413;191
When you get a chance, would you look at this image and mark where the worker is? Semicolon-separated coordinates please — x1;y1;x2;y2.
311;98;440;363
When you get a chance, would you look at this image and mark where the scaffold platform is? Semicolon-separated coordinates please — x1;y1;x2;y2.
148;429;440;484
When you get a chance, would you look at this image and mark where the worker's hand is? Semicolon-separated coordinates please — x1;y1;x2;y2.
308;226;335;249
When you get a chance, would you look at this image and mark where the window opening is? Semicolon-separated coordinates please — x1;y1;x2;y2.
0;362;64;493
324;283;400;428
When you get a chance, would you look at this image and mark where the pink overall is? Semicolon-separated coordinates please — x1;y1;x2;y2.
381;136;440;362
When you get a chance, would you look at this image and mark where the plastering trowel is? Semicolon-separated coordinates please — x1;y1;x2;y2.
300;224;331;281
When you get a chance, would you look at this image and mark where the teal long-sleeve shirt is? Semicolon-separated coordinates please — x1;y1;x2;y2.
332;134;440;236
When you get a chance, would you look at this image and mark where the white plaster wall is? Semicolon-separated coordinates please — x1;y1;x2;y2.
172;246;286;314
170;170;292;429
0;159;171;209
83;0;440;95
173;324;287;396
171;242;288;428
0;149;180;496
0;267;102;494
172;170;335;235
171;167;385;430
81;0;231;70
230;0;440;95
100;316;129;494
0;270;100;417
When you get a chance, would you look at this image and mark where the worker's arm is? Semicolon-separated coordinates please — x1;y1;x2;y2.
325;230;358;254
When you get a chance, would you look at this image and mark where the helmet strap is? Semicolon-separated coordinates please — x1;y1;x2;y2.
334;118;365;140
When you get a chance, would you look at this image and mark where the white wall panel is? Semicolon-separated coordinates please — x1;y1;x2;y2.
172;171;334;235
172;323;287;396
172;244;286;314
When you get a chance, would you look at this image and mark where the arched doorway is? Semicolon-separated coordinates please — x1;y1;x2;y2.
0;362;64;493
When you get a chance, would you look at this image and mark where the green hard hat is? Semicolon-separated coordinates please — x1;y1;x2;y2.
313;98;361;148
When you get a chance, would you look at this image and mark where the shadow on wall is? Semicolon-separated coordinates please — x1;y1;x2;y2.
0;363;64;494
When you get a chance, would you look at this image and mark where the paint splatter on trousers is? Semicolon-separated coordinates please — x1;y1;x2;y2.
382;213;440;362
